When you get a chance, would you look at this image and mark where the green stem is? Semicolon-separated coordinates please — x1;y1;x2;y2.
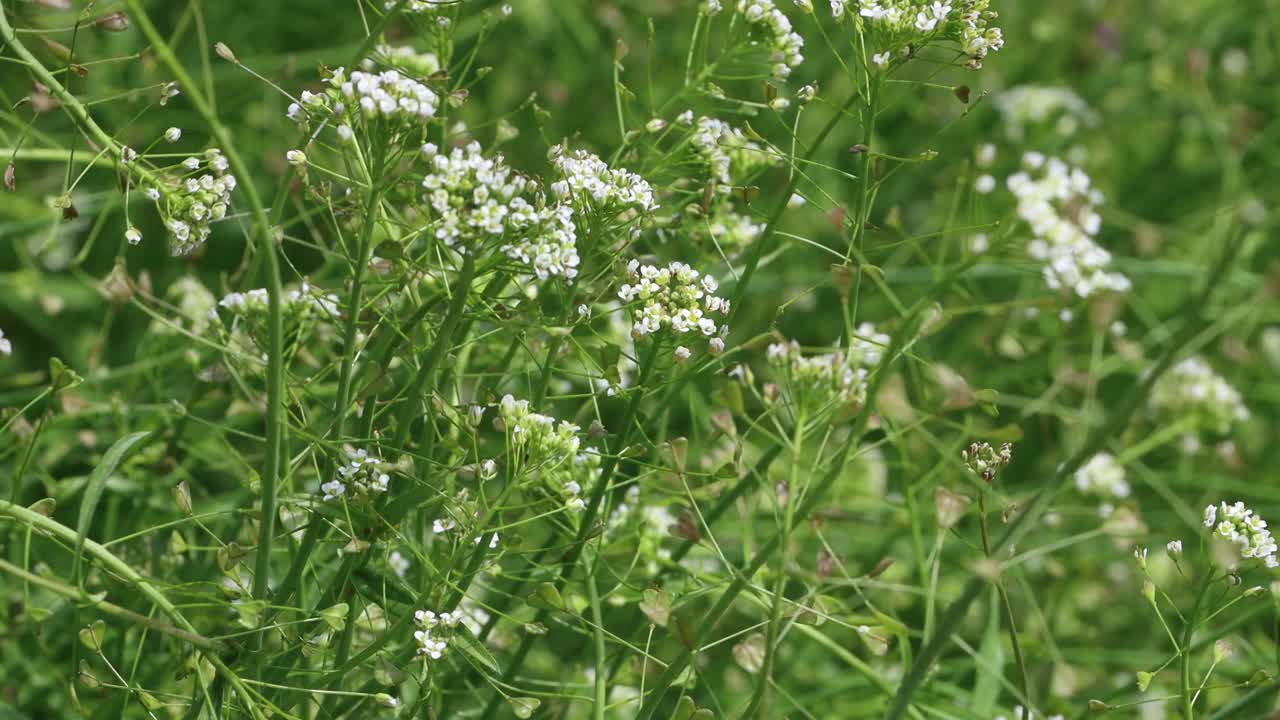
0;557;218;651
479;340;662;720
392;251;477;449
1182;575;1212;719
588;573;608;720
120;0;287;604
743;416;803;717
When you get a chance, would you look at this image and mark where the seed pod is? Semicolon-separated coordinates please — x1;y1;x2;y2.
95;12;129;31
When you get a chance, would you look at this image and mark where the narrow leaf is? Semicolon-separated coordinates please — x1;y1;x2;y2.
74;431;149;585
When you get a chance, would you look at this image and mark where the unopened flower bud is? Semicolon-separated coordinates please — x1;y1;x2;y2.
214;42;238;64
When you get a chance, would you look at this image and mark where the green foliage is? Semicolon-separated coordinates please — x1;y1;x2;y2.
1;1;1279;720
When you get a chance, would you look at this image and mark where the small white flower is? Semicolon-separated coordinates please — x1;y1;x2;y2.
125;227;142;245
872;51;891;67
975;143;996;168
182;157;201;171
164;127;182;143
433;517;456;534
389;551;410;578
120;146;137;163
975;174;996;194
674;346;691;362
1134;546;1148;569
336;124;353;143
1167;540;1183;556
286;149;307;166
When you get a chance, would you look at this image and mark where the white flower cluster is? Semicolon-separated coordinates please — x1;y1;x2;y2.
766;339;871;408
321;447;391;502
736;1;804;80
1150;357;1250;437
501;202;580;280
848;321;891;367
1205;501;1279;569
498;395;583;463
421;142;581;280
1073;453;1130;499
394;0;459;13
842;1;1003;70
617;261;730;346
549;146;658;215
700;206;763;253
156;276;217;336
288;65;437;135
414;608;463;660
995;85;1097;141
212;281;341;322
691;116;776;189
1007;155;1131;299
995;707;1063;720
562;470;588;513
144;149;236;256
363;44;440;77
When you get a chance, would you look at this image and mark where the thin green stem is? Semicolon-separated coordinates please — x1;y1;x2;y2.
1182;574;1212;720
119;0;287;604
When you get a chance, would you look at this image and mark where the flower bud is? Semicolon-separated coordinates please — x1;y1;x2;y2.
214;42;238;64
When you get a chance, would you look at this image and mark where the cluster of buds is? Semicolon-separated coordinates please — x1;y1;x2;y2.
362;44;441;77
321;447;391;502
617;260;729;350
1205;502;1278;569
497;395;582;464
732;1;805;80
141;149;237;256
212;281;340;323
834;1;1004;70
766;339;871;410
287;64;437;146
556;450;601;513
962;441;1012;482
414;608;463;660
689;116;777;190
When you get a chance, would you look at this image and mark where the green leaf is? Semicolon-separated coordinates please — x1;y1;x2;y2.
452;626;500;675
971;587;1005;715
73;431;150;585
